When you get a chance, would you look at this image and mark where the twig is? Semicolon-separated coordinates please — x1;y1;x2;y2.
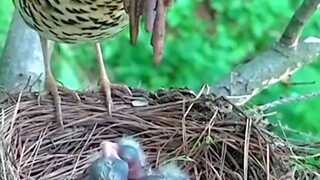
258;90;320;111
286;81;316;86
243;117;252;180
279;0;320;46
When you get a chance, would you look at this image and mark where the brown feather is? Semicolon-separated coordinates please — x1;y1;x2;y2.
13;0;129;43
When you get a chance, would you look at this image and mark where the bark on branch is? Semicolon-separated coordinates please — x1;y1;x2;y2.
279;0;319;46
210;0;320;105
0;10;45;92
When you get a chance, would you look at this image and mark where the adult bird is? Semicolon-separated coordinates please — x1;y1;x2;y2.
12;0;171;127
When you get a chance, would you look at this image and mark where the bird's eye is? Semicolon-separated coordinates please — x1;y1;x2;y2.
117;145;140;163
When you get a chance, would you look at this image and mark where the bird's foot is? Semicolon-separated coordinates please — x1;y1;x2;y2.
39;80;80;128
98;80;132;116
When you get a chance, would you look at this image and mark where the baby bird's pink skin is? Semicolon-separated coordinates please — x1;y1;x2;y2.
88;141;129;180
116;137;146;179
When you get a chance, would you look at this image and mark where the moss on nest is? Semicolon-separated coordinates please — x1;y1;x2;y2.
0;88;319;179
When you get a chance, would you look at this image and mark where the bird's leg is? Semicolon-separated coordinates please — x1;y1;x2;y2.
39;37;80;128
93;43;132;115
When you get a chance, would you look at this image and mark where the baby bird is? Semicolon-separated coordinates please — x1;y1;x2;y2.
88;137;146;180
88;141;129;180
116;137;146;179
140;163;189;180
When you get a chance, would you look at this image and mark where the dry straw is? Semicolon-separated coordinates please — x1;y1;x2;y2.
0;87;319;179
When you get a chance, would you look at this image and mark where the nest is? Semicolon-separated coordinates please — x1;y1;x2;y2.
0;87;319;179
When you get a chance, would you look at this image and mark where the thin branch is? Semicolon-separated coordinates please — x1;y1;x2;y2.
257;90;320;111
210;0;320;105
279;0;320;46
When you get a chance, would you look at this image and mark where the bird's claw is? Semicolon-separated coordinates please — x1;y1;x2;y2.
98;80;132;116
40;79;80;128
57;86;81;102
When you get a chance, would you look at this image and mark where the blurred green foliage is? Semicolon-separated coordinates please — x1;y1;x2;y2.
1;0;320;140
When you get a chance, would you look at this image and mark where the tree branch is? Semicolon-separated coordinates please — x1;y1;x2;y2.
210;0;320;105
279;0;320;46
0;10;47;92
257;90;320;111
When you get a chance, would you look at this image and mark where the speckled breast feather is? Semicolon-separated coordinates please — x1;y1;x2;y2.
13;0;129;43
